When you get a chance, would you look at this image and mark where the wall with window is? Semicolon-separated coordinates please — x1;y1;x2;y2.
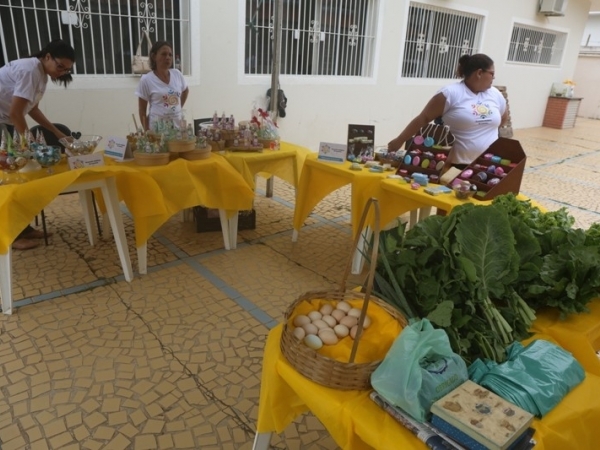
7;1;590;150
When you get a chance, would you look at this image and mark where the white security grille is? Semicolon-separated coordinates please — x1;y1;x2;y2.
507;24;565;66
0;0;190;75
245;0;379;77
401;2;483;79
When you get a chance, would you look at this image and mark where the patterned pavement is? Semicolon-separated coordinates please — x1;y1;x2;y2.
1;118;599;449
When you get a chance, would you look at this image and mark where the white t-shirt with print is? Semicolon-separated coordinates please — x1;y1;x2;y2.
135;69;188;130
438;82;507;165
0;57;47;124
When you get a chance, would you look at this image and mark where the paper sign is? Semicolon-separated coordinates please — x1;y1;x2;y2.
68;153;105;170
318;142;347;163
103;136;133;161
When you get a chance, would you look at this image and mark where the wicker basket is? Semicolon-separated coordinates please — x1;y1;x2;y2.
280;198;407;390
133;152;170;166
168;139;195;153
181;146;212;161
258;138;279;149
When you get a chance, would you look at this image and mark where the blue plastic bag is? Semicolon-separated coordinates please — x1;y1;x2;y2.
469;339;585;417
371;318;468;422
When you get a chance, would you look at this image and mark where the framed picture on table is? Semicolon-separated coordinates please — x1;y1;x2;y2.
347;124;375;162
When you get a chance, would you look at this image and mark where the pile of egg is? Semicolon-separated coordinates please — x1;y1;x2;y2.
292;301;371;350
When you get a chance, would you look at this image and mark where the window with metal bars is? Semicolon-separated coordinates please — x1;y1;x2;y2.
401;2;483;79
0;0;190;76
245;0;379;77
507;24;565;66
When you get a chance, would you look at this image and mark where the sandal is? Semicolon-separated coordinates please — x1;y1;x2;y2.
12;238;39;250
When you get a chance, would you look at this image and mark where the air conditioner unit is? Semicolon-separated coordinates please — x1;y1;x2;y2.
539;0;567;16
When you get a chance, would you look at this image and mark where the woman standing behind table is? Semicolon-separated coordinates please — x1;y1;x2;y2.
135;41;189;131
388;53;508;169
0;39;75;250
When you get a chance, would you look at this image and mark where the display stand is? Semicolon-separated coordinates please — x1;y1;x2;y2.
542;96;582;129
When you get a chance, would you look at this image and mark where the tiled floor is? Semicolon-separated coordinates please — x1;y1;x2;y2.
2;119;600;449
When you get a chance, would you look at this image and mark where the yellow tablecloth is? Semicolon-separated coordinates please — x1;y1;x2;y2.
108;154;254;246
0;163;161;254
293;156;388;237
220;141;310;189
531;299;600;377
0;154;255;252
257;324;600;450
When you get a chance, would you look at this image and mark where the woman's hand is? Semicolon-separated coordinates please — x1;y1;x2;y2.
387;136;405;152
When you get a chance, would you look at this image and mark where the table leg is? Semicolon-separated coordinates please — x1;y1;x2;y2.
252;432;272;450
0;249;13;315
266;176;274;198
137;243;147;275
408;210;419;230
419;206;432;221
292;229;299;242
228;212;239;250
351;226;371;275
100;178;134;282
218;210;231;250
102;212;111;240
78;190;98;246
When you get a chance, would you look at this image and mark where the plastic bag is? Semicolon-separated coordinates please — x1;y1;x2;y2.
468;339;585;417
371;318;468;422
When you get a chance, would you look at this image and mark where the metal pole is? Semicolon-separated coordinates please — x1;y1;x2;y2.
269;0;283;120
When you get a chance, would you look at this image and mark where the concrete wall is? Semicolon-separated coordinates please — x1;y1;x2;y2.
33;0;591;151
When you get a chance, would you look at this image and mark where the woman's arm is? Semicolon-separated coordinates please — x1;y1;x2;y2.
8;96;32;136
138;98;149;131
26;104;68;139
387;93;446;152
180;87;189;108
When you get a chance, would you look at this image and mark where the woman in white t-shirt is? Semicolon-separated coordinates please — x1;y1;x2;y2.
388;54;508;167
135;41;189;131
0;39;75;140
0;39;76;250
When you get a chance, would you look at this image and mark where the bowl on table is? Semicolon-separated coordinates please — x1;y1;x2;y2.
59;135;103;156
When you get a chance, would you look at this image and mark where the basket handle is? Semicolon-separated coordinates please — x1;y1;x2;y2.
342;197;381;363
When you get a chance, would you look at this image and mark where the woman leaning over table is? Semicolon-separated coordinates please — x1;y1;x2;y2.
135;41;189;132
388;53;508;170
0;39;76;250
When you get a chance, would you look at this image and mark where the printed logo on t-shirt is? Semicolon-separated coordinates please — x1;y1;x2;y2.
162;88;181;111
471;101;493;124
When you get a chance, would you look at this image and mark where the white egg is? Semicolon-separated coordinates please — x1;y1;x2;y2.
312;319;329;330
302;323;318;335
350;325;359;339
340;315;358;328
331;309;346;322
307;311;323;321
293;327;306;340
321;315;337;328
293;315;311;327
320;304;334;316
347;308;362;318
318;329;339;345
336;301;352;313
333;324;349;338
304;334;323;350
362;315;371;329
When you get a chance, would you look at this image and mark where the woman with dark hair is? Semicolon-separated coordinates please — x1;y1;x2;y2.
135;41;189;131
388;53;508;168
0;39;76;250
0;39;75;139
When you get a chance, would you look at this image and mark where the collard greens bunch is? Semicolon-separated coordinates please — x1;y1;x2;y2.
373;194;600;364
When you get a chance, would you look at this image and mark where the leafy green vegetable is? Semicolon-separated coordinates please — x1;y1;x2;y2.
371;193;600;364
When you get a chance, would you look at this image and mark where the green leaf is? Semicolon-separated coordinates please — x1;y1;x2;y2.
455;206;519;298
427;300;454;327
